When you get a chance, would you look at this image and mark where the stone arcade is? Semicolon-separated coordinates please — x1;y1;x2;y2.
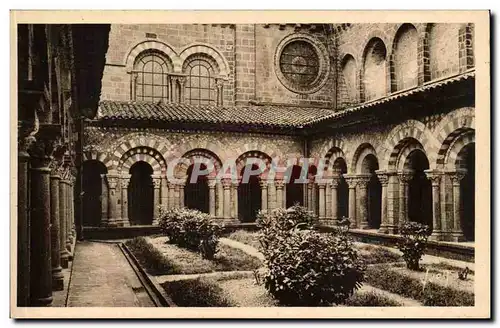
17;22;476;306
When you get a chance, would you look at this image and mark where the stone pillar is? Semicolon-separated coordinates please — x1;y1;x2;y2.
120;175;130;226
66;178;75;249
398;171;413;225
178;182;185;208
174;184;180;208
28;144;53;306
160;176;168;208
317;182;326;221
260;179;268;211
307;180;313;211
216;181;224;217
344;175;358;228
376;171;390;233
168;181;176;208
49;170;64;291
275;180;284;210
208;178;216;216
152;176;161;225
356;175;371;230
330;177;341;224
426;170;443;241
268;180;276;210
59;178;70;269
325;183;332;219
449;170;466;241
106;174;120;227
311;183;317;215
17;142;31;306
222;178;232;219
100;174;108;226
232;180;239;219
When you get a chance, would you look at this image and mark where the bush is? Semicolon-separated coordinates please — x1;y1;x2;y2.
124;237;180;275
158;207;222;260
397;222;431;271
345;291;401;307
161;278;233;307
256;205;317;250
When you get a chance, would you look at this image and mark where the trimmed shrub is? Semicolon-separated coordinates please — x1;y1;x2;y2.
161;278;233;307
345;291;402;307
258;206;365;306
397;221;431;270
124;237;180;275
158;207;222;260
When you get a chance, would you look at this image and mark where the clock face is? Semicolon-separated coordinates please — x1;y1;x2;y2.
279;40;320;89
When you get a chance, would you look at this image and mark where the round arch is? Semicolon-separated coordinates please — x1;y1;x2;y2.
444;130;475;170
124;40;178;73
175;148;223;178
235;150;273;176
178;43;230;77
118;146;166;176
350;143;378;173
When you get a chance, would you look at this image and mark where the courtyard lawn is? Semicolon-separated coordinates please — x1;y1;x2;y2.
225;230;262;250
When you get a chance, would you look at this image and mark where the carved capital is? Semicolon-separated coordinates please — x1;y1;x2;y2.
375;170;389;186
207;178;217;188
424;170;442;187
152;178;162;189
222;178;232;189
120;177;130;189
259;179;268;189
343;175;358;188
398;170;414;184
355;174;371;188
107;174;120;189
330;175;342;188
275;179;285;189
448;169;467;185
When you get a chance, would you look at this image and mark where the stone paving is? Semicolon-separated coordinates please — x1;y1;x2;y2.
66;241;154;307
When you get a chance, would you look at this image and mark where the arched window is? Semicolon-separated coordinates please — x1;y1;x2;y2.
428;24;461;80
363;38;387;101
341;55;358;105
133;52;171;102
184;57;217;106
393;24;418;91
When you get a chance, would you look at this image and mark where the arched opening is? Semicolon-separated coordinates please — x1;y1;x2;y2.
393;24;418;91
332;158;349;220
361;154;382;229
341;54;357;106
184;163;209;213
238;164;262;222
458;143;475;241
128;161;154;225
285;165;304;207
363;37;387;101
406;150;433;229
428;23;461;80
82;160;107;227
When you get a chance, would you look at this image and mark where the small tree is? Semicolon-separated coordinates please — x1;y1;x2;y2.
397;221;431;271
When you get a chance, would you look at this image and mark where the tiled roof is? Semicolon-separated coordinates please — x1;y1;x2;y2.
302;70;475;126
97;101;336;128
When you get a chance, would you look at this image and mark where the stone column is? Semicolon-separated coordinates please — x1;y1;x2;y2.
152;177;161;225
344;175;358;228
160;176;168;208
120;175;130;226
356;174;371;230
168;181;176;208
174;184;180;208
317;182;326;221
307;180;313;211
28;142;53;306
375;171;390;233
106;174;120;227
49;169;64;291
398;171;413;225
426;170;443;241
232;180;239;219
260;179;268;211
325;183;332;219
66;178;74;251
311;183;317;215
449;170;466;241
275;180;285;210
222;178;232;219
208;178;217;216
178;182;185;208
100;174;108;226
17;140;31;306
216;181;224;217
59;178;70;269
268;180;276;210
330;176;341;224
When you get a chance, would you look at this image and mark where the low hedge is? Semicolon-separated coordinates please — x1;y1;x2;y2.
365;265;474;306
161;278;233;307
344;291;402;307
125;237;180;275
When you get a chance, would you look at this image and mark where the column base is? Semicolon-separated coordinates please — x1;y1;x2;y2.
449;231;466;242
360;221;370;230
30;296;53;307
52;268;64;291
377;224;389;234
60;252;70;269
429;230;444;241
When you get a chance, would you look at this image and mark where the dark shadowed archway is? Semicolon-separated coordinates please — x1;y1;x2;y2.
238;164;262;222
406;150;433;229
128;161;154;225
361;154;382;229
82;160;107;227
285;165;305;207
184;163;209;213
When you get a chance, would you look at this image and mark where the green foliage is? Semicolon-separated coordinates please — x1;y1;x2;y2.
125;237;180;275
397;222;431;270
258;206;365;306
365;265;475;306
162;278;233;307
158;207;222;260
344;291;402;307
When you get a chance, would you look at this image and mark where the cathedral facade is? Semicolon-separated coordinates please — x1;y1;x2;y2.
83;23;475;243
